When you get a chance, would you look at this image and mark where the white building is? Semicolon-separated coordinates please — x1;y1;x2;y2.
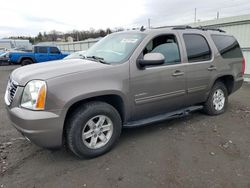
0;39;32;51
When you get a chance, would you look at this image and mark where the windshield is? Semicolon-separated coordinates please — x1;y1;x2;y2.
85;33;146;64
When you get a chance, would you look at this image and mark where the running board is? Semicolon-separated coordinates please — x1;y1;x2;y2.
123;105;203;128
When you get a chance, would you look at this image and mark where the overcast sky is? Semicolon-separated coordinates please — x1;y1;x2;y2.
1;0;250;38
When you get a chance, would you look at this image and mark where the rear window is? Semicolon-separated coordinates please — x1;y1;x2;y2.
183;34;211;63
211;35;242;59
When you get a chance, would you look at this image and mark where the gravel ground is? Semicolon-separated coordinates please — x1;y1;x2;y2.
0;65;250;188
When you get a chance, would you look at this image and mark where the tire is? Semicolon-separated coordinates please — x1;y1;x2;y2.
66;101;122;158
21;59;33;66
203;81;228;115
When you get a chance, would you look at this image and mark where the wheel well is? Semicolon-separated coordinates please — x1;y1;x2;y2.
63;95;125;144
64;94;125;125
20;57;34;63
214;75;234;95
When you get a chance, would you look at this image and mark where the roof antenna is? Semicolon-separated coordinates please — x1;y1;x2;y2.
140;26;146;32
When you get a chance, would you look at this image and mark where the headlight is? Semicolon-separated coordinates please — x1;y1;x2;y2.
21;80;47;110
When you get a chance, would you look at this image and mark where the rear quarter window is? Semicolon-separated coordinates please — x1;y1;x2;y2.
211;35;242;58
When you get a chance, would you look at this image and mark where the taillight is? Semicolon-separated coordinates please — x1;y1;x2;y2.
242;57;246;75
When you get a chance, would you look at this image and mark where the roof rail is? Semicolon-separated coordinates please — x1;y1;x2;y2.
202;27;225;33
152;25;176;29
171;25;192;30
172;25;225;33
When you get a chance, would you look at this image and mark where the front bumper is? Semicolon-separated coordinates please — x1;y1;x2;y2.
6;107;64;149
0;58;10;63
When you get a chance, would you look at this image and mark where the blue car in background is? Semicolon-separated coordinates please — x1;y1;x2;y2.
9;46;69;66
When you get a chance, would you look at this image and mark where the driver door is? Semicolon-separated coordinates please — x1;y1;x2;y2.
129;33;187;121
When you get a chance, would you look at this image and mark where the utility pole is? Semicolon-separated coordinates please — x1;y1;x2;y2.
148;18;151;29
217;11;220;19
77;32;79;41
194;8;197;23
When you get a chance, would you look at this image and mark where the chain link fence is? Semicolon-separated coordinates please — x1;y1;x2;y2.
56;39;100;53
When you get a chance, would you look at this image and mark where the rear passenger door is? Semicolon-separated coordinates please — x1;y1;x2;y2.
49;47;62;61
34;47;49;62
181;33;215;105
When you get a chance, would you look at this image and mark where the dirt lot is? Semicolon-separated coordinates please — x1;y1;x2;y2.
0;65;250;188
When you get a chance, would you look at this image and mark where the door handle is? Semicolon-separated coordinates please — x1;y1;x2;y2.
207;65;217;71
172;70;184;77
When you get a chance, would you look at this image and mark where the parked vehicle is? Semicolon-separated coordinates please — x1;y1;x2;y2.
0;51;5;56
5;26;245;158
0;48;7;56
0;52;10;64
64;50;86;60
9;46;69;66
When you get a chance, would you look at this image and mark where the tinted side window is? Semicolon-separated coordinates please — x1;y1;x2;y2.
143;34;181;64
38;47;48;53
211;35;242;58
183;34;211;62
50;47;60;54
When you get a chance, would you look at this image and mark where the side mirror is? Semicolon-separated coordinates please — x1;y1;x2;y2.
138;53;165;67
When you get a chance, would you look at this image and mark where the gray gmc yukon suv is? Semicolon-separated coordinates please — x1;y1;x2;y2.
5;26;245;158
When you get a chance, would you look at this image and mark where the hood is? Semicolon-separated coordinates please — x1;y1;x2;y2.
11;59;108;86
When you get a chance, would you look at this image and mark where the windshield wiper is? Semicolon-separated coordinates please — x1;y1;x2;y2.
79;55;86;59
85;56;110;65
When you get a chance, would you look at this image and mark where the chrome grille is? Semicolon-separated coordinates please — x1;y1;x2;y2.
4;79;18;106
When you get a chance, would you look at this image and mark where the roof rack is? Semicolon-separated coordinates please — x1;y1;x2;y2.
171;25;192;30
172;25;225;33
152;25;176;29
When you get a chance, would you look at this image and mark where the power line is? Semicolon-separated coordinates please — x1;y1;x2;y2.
113;1;250;29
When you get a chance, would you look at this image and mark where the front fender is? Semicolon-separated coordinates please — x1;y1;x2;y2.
56;90;129;129
45;63;130;121
63;90;128;111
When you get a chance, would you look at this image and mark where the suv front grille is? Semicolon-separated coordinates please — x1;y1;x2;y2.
5;79;18;106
